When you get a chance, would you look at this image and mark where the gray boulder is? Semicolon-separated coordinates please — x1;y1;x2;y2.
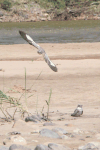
34;144;50;150
39;128;61;139
43;122;55;126
9;144;31;150
78;143;99;150
48;143;71;150
52;127;68;134
0;146;8;150
25;115;42;123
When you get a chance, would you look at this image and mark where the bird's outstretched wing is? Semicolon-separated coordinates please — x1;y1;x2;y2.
19;30;58;72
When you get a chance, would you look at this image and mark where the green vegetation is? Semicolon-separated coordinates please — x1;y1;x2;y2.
46;88;52;119
0;69;43;121
34;0;66;10
41;88;52;120
0;0;100;20
0;68;53;121
32;0;100;11
0;90;26;120
0;0;100;11
0;0;11;11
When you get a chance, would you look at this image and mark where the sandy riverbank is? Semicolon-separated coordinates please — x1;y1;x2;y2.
0;43;100;149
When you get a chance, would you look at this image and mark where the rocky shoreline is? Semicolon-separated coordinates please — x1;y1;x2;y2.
0;2;52;22
1;114;100;150
0;1;100;22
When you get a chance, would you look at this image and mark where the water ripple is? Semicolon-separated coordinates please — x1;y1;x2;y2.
0;21;100;44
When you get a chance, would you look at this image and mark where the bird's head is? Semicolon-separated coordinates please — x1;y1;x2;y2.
77;104;82;108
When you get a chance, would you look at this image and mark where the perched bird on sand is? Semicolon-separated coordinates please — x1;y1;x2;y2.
71;105;83;117
19;30;58;72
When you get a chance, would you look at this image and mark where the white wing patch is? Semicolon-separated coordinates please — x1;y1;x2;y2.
26;34;40;49
49;60;56;67
44;53;56;67
26;34;33;43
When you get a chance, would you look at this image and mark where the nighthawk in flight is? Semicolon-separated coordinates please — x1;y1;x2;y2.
19;30;58;72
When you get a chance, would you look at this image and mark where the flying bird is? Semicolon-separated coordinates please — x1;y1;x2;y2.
19;30;58;72
71;105;83;117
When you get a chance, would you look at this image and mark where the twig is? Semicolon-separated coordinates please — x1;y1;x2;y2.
47;89;52;119
25;67;27;106
5;109;13;119
12;108;17;120
36;94;38;115
29;70;42;90
0;106;8;119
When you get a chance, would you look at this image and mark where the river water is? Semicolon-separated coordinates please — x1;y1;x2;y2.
0;20;100;44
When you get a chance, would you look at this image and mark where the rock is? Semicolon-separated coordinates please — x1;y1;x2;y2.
34;144;50;150
48;143;71;150
86;136;91;138
91;142;100;148
39;128;61;139
57;117;65;121
11;135;27;145
13;119;34;133
0;146;8;150
52;127;68;135
43;122;55;126
40;18;47;21
79;138;85;141
3;135;27;145
47;16;51;21
18;11;24;17
8;131;21;135
9;144;31;150
73;128;83;134
31;140;38;143
43;13;48;17
61;135;69;139
23;14;29;19
78;142;100;150
0;11;4;17
65;124;74;127
25;115;42;123
96;134;100;139
65;124;69;126
0;19;3;22
70;134;75;138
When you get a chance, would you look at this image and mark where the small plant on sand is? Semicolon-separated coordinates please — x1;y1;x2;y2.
41;88;52;120
36;94;39;115
46;88;52;120
0;68;53;122
17;69;42;117
0;90;28;121
0;68;42;121
25;67;27;107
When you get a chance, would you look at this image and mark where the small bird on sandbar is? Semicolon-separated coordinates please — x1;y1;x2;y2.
19;30;58;72
71;105;83;117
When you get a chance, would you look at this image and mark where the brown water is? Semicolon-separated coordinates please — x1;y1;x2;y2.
0;20;100;44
